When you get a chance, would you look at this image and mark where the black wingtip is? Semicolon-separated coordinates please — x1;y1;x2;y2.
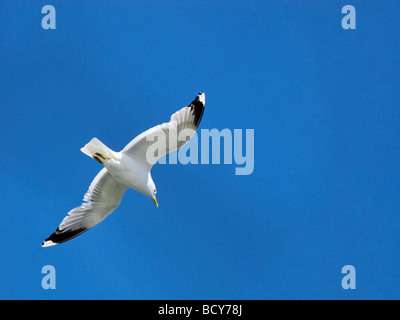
189;92;205;128
42;227;89;247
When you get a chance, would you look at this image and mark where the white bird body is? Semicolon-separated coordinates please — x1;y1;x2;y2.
107;154;153;196
95;148;153;197
42;93;205;247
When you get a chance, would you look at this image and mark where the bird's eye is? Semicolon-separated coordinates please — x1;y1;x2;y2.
154;189;157;194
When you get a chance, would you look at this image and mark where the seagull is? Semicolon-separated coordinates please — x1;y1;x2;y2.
41;92;205;247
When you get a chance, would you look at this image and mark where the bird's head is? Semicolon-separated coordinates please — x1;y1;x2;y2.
151;188;158;207
146;178;158;207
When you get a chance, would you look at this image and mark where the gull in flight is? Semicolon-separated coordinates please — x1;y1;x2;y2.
42;93;205;247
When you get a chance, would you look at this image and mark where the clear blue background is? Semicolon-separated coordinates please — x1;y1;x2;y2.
0;0;399;299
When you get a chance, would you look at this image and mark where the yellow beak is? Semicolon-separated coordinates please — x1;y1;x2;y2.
153;198;158;207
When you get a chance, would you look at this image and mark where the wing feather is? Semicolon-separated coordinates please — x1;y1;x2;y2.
41;168;128;246
122;92;205;169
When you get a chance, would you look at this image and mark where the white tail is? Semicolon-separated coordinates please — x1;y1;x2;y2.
81;138;114;163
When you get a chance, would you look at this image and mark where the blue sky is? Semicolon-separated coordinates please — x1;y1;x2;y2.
0;0;399;299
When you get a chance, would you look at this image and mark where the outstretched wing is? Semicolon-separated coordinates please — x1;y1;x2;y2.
121;92;205;169
41;168;128;247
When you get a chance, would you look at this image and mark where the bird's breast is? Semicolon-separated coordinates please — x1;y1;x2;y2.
104;155;148;191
